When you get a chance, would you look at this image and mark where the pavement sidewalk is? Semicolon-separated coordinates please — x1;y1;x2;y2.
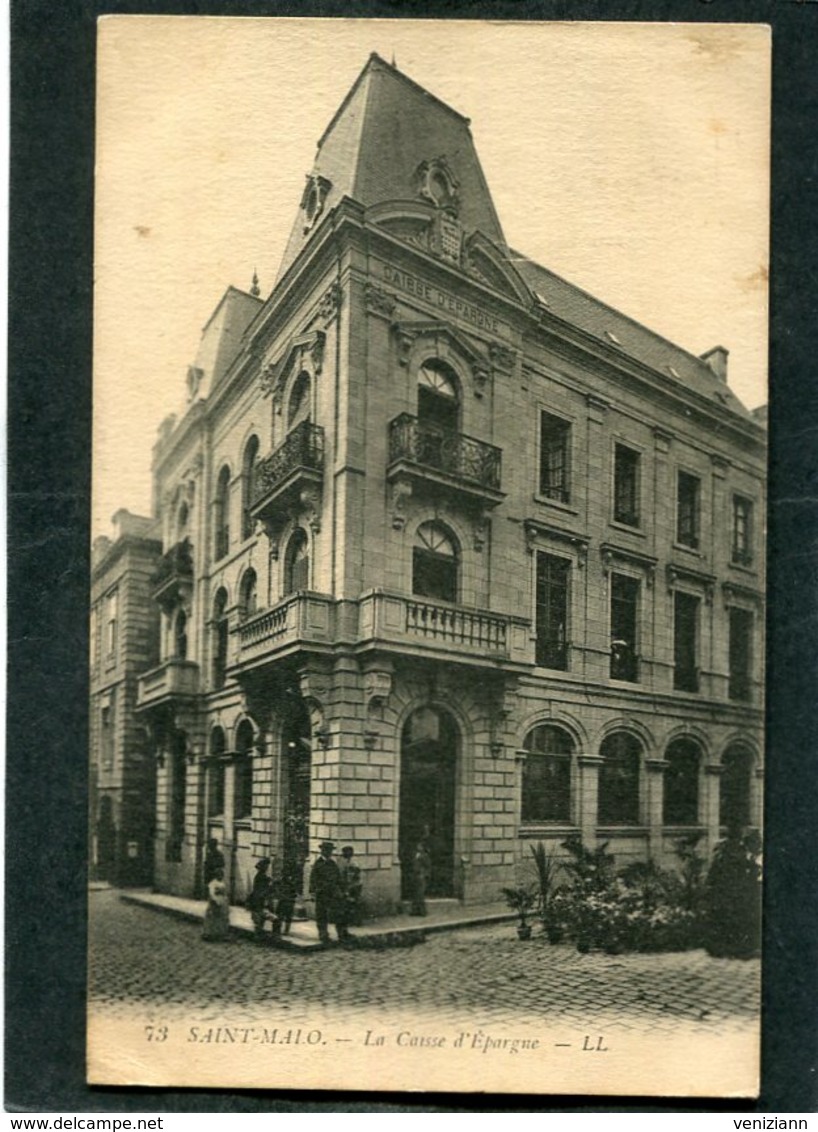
119;888;516;951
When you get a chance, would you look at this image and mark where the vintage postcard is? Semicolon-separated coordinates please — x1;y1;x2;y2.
88;18;769;1096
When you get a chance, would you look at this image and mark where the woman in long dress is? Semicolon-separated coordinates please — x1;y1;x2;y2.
202;867;231;942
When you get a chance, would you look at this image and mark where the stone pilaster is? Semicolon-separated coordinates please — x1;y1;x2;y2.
645;758;669;860
577;754;604;847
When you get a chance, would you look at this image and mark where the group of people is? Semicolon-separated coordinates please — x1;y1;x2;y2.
199;837;363;946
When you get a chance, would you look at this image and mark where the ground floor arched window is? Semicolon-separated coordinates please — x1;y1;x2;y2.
598;731;641;825
521;724;573;824
720;743;754;829
663;738;701;826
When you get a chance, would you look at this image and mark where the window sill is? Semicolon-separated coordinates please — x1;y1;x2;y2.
609;520;646;538
596;826;649;837
518;824;579;838
672;541;702;557
532;494;579;517
728;560;757;576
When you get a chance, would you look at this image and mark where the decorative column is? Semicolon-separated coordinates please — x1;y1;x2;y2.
703;763;724;859
645;758;668;862
577;755;604;847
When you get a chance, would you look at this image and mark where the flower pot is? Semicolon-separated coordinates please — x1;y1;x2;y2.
517;924;532;941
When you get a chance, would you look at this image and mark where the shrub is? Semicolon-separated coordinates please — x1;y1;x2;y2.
700;828;762;958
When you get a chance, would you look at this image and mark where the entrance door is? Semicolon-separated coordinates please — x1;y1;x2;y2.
399;707;457;899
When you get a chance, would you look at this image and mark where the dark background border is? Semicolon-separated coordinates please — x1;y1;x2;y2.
7;0;818;1113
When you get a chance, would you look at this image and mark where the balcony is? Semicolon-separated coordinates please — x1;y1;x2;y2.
610;642;640;683
674;665;700;694
234;593;337;671
250;421;324;528
358;590;530;668
151;538;193;612
535;636;570;671
137;659;199;710
387;414;504;509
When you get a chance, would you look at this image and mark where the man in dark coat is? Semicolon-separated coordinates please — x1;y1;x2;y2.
309;841;343;944
247;857;276;941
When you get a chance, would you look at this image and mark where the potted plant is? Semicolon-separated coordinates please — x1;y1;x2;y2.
502;885;536;940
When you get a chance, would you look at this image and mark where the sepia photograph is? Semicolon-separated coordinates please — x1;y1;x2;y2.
87;18;770;1097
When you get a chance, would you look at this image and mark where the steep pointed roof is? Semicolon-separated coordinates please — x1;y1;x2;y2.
276;53;506;282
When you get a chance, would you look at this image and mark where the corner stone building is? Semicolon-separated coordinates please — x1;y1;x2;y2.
91;510;162;886
134;56;765;912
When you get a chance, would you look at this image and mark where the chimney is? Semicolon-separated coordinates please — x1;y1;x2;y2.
92;535;112;569
700;345;729;383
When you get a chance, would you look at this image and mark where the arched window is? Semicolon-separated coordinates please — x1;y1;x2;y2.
417;360;459;433
521;725;574;824
173;608;188;660
663;738;701;826
598;731;642;826
284;529;309;595
234;720;254;822
412;522;458;603
239;568;258;619
288;372;311;430
208;728;226;818
214;465;231;560
241;435;259;540
720;743;754;829
177;501;189;540
212;588;229;690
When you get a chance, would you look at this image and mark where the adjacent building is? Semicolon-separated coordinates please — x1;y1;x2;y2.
129;55;765;912
90;510;162;886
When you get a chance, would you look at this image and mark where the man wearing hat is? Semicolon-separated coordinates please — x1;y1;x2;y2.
309;841;344;944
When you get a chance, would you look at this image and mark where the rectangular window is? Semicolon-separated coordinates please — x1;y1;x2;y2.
539;412;571;503
732;495;754;565
610;573;639;681
100;701;115;769
105;590;119;659
613;444;640;527
89;606;98;670
729;607;753;701
535;552;570;669
677;471;701;548
673;591;700;692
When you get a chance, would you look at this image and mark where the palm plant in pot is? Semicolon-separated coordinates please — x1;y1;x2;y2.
530;841;564;943
502;885;536;940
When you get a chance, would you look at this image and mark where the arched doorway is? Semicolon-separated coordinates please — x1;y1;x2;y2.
399;706;458;900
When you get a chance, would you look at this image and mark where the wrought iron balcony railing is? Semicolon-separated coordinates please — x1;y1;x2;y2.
610;642;640;683
388;414;502;492
251;421;325;511
151;538;193;590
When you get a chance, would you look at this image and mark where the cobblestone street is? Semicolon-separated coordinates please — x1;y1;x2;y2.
88;889;759;1036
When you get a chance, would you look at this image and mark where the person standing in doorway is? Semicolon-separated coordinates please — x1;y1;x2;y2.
309;841;343;944
338;845;362;933
203;838;225;890
247;857;276;942
410;830;432;917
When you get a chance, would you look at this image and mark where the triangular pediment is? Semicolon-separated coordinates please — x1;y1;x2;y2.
463;231;532;306
390;319;489;369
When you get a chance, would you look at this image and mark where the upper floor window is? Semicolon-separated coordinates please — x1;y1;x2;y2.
100;698;115;770
104;590;119;660
284;529;310;596
613;444;640;527
539;412;571;503
241;435;260;540
598;731;642;826
521;724;574;824
535;552;570;670
610;573;639;682
288;372;311;431
728;606;753;702
412;522;458;603
673;591;700;692
173;608;188;660
240;568;258;619
677;471;700;549
732;495;754;566
663;738;701;826
214;465;231;561
212;588;229;690
417;361;459;434
177;501;189;541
